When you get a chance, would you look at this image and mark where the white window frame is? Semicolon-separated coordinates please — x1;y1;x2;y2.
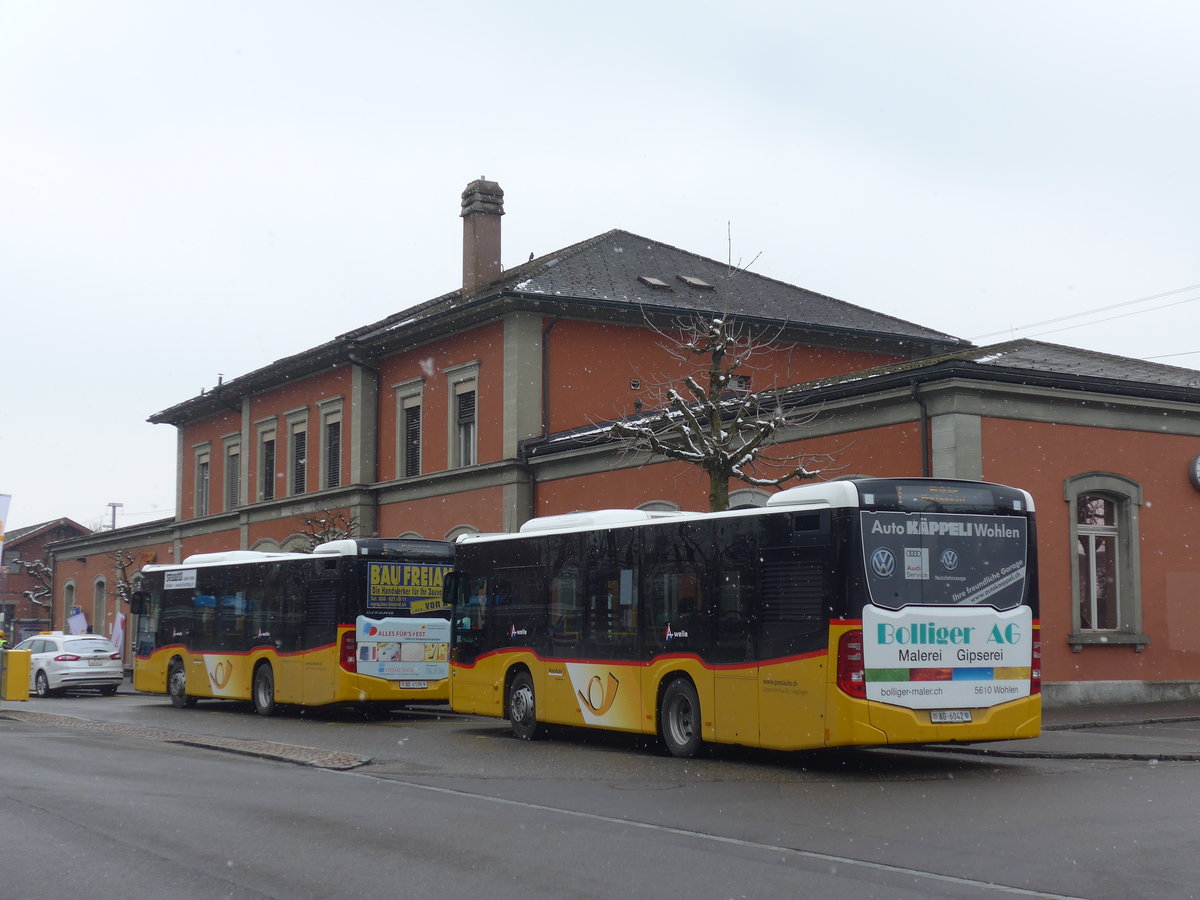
193;443;212;518
286;409;309;497
1065;472;1148;652
394;378;424;479
256;418;278;502
223;434;242;511
445;362;479;469
318;397;344;490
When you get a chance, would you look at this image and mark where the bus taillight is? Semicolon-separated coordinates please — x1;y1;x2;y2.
339;630;357;673
1031;635;1042;695
837;630;867;699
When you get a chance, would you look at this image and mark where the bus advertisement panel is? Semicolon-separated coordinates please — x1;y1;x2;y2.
366;562;452;615
355;615;450;686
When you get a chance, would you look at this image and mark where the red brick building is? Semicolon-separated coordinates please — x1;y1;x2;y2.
49;180;1200;704
2;518;90;643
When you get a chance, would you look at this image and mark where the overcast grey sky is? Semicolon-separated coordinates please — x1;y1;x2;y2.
3;1;1198;531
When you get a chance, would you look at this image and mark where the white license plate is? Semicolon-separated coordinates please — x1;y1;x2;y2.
931;709;972;724
88;658;104;667
397;681;428;689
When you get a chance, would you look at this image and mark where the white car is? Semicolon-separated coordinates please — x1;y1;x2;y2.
13;632;123;697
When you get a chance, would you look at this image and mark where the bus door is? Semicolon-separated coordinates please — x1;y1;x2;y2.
262;566;307;705
756;512;832;749
301;578;339;704
711;563;758;745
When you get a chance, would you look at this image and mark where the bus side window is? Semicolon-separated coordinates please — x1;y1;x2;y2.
549;566;582;659
646;566;710;655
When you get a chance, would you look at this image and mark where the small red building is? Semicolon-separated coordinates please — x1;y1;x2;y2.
2;518;91;643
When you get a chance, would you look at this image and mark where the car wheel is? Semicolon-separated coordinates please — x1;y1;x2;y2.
660;677;703;758
99;684;119;696
507;670;540;741
252;664;277;717
168;660;197;708
34;670;54;698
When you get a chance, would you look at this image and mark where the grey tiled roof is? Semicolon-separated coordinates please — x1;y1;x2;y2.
491;229;965;345
342;229;967;349
962;340;1200;389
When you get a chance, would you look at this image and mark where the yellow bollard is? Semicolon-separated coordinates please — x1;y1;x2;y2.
1;649;31;702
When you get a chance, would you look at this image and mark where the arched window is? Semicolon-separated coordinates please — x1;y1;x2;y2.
94;577;107;635
444;525;479;542
637;501;680;513
728;489;770;510
1065;473;1147;652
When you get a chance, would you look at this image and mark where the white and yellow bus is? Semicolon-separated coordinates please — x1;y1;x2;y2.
133;539;453;715
449;478;1040;757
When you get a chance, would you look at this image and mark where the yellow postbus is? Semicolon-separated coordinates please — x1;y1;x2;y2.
448;478;1040;757
133;539;453;715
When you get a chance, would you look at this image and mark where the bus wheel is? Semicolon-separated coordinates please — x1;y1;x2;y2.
168;660;197;708
252;664;278;717
660;678;702;758
508;670;540;741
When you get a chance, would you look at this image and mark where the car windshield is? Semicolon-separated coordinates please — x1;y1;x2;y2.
63;638;116;654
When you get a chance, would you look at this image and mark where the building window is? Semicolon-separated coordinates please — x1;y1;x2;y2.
404;404;422;477
288;414;309;496
395;380;424;479
194;446;211;517
1065;473;1148;652
455;389;476;467
225;439;241;510
445;362;479;469
321;405;343;489
93;578;106;635
258;423;277;502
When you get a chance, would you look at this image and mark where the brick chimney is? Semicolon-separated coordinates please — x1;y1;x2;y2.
461;178;504;294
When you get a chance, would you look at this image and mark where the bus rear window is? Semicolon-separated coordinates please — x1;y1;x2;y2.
861;511;1029;610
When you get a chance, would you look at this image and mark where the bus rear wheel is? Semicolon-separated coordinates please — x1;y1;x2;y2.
508;670;540;741
253;664;278;717
660;678;702;758
168;660;197;708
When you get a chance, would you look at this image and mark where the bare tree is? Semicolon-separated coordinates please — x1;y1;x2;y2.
609;314;834;511
22;559;54;624
113;549;139;606
297;509;359;551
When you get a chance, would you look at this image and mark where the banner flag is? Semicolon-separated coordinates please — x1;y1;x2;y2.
0;494;11;562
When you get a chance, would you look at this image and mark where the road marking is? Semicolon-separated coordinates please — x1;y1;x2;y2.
334;770;1089;900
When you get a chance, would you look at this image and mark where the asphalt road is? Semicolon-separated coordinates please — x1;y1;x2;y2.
2;691;1198;899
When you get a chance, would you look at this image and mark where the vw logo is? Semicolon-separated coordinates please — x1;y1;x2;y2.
940;549;960;572
871;548;896;578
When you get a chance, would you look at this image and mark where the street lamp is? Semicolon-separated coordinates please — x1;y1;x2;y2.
107;502;123;531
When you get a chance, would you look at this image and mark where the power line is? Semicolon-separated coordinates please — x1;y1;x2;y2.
1016;292;1200;341
970;282;1200;342
1143;349;1200;360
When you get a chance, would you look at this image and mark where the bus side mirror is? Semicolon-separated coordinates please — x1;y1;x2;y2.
129;591;149;615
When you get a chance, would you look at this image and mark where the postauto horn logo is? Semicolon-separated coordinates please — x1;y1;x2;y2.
871;547;896;578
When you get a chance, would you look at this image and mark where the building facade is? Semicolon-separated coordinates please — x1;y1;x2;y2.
47;180;1200;704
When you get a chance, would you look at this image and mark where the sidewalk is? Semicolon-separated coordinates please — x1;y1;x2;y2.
927;699;1200;761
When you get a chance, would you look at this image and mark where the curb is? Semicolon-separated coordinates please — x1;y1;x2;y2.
0;709;371;770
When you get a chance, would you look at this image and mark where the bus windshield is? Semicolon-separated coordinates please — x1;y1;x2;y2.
860;510;1029;610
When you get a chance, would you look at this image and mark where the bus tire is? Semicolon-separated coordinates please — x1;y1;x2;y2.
252;664;278;717
660;677;702;759
168;659;197;708
508;670;540;741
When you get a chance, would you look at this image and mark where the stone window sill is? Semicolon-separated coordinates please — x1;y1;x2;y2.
1067;632;1150;653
